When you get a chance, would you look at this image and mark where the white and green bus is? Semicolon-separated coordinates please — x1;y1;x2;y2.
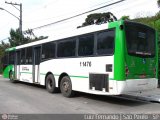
2;20;158;97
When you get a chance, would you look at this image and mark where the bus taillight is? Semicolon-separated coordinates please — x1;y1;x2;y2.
139;74;146;79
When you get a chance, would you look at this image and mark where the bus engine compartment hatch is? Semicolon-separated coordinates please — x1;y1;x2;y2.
89;73;109;92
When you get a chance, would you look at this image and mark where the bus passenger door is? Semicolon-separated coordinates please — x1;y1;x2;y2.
33;46;41;83
15;51;20;80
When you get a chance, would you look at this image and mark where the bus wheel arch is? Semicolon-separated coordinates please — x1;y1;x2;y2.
59;73;75;97
45;72;52;85
45;72;58;93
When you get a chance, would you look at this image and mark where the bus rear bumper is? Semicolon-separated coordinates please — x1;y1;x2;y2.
116;78;158;95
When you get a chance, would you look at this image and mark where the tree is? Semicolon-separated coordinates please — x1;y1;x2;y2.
121;16;130;20
8;28;48;47
0;28;48;73
9;28;31;47
158;0;160;8
23;29;48;42
132;11;160;32
78;12;117;28
0;41;10;73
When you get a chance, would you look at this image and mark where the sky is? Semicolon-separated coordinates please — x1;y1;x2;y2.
0;0;159;42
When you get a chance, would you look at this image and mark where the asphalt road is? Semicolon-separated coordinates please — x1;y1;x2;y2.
0;76;160;114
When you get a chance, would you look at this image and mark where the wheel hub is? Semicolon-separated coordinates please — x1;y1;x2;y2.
48;79;53;88
63;81;69;92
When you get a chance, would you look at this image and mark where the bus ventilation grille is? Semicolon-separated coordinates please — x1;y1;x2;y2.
89;73;109;92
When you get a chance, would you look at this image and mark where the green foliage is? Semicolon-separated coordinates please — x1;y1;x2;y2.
158;0;160;8
9;28;31;47
131;12;160;63
78;12;117;28
132;12;160;32
0;28;48;73
8;28;48;47
121;16;130;20
0;42;10;73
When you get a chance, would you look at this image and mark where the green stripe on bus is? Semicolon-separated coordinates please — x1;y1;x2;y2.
54;74;59;76
40;73;115;79
20;72;32;74
70;75;88;78
40;73;46;75
40;73;89;78
15;72;122;81
54;74;89;78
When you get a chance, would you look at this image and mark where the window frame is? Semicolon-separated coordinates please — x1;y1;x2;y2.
9;51;15;64
41;42;56;61
124;21;156;58
26;47;33;64
77;33;95;57
95;28;115;56
20;48;26;64
9;28;116;62
57;37;77;58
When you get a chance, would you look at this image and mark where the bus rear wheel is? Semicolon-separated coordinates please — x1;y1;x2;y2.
46;74;58;93
60;76;75;97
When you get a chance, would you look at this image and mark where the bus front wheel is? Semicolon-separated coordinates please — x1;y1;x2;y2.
9;71;16;83
46;74;57;93
60;76;75;97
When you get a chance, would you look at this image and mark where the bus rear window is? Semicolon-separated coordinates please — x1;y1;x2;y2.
125;21;155;57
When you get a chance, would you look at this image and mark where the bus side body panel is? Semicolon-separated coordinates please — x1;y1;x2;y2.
109;21;126;94
109;21;125;81
39;56;116;95
19;65;33;83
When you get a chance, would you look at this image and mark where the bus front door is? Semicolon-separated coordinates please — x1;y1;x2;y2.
15;51;20;80
33;47;41;83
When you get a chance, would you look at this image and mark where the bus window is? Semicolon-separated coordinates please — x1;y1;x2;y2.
57;39;76;57
21;48;26;64
9;51;15;64
42;42;55;61
16;51;21;65
78;34;94;56
97;30;115;55
26;47;32;64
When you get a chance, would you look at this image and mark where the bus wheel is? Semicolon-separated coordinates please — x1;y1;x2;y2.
60;76;75;97
9;71;16;83
46;74;57;93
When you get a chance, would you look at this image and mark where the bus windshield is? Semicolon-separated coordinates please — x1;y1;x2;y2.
125;21;155;57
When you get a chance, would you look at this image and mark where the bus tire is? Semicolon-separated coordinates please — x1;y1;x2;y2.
9;71;16;83
60;76;75;97
46;74;57;93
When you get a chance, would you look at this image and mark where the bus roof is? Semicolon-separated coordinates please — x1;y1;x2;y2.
6;20;156;52
13;22;110;50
